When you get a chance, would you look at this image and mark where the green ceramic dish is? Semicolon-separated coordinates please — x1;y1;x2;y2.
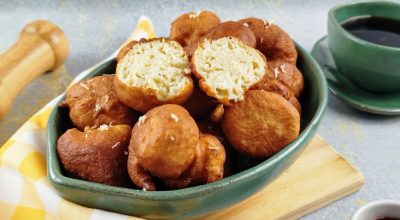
312;36;400;115
327;0;400;92
47;43;327;219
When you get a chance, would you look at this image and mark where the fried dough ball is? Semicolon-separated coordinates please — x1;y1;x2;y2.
170;11;221;47
60;75;138;130
185;21;257;56
191;37;267;105
115;38;194;112
222;90;300;158
129;104;199;181
209;104;224;123
57;124;132;186
182;82;218;120
238;17;297;64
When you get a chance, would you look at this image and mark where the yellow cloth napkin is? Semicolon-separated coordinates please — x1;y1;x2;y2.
0;17;155;220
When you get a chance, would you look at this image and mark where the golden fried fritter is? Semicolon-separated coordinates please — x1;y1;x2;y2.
57;124;132;186
60;75;137;130
115;38;194;112
129;104;199;179
170;11;221;47
222;90;300;158
238;17;297;64
191;37;267;105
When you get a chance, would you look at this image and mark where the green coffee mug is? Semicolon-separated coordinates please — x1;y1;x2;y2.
328;1;400;92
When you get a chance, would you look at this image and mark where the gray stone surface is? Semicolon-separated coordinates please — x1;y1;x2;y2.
1;0;400;219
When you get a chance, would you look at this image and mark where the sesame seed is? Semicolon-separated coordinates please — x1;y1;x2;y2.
142;188;147;191
243;22;249;27
170;114;179;122
111;142;120;149
124;151;128;155
104;95;109;103
170;136;175;141
87;79;94;83
80;83;89;90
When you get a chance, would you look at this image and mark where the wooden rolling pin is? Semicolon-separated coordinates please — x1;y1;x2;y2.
0;20;69;119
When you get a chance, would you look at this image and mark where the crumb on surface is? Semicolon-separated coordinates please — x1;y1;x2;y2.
111;142;120;149
170;113;179;122
274;67;279;79
138;115;147;126
189;11;201;19
95;103;101;112
80;83;89;90
99;124;109;131
280;64;286;73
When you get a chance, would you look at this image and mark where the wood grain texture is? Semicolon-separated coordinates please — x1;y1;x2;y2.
201;135;364;220
0;20;69;119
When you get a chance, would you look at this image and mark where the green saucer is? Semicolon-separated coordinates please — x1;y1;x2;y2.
311;36;400;115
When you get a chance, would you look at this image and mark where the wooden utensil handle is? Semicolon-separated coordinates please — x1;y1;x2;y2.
0;20;69;119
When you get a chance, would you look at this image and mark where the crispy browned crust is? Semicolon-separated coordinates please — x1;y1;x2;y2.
238;17;297;64
252;60;304;97
209;104;224;123
191;39;268;105
222;90;300;158
130;104;199;179
170;11;221;47
185;21;257;56
114;38;194;113
182;82;218;120
62;75;138;130
57;125;132;186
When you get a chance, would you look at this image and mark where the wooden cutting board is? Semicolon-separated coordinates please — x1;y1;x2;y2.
200;135;364;220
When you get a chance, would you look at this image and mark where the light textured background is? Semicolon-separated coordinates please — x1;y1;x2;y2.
1;0;400;219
